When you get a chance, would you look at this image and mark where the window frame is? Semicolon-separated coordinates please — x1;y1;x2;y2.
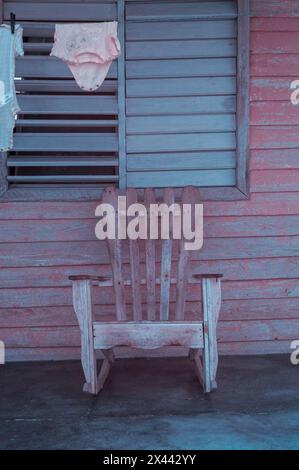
0;0;250;202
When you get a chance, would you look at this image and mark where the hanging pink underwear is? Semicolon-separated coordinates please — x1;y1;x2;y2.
50;22;120;91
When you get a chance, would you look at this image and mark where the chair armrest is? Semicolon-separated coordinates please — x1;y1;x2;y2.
192;274;223;283
69;275;110;282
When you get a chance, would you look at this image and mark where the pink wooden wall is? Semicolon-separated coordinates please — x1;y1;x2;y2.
1;0;299;361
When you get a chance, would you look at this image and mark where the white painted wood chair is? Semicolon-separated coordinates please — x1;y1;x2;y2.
69;186;222;395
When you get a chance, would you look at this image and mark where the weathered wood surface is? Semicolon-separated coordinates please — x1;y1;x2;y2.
175;187;197;321
2;277;299;311
1;235;298;267
2;296;299;329
1;3;299;360
1;319;299;348
202;278;222;391
0;214;299;242
1;254;298;286
72;279;97;394
159;188;175;321
102;187;126;321
1;192;299;219
127;188;142;320
144;188;156;320
93;322;204;350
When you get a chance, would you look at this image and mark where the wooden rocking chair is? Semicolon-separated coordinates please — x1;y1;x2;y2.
69;186;222;395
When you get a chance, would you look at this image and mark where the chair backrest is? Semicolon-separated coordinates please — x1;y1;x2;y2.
102;186;201;322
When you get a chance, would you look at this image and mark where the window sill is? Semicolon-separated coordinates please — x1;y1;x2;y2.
0;185;249;202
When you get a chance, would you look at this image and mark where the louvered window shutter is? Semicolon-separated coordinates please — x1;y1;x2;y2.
125;0;238;188
5;0;122;185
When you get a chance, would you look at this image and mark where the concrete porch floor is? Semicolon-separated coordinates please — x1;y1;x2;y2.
0;355;298;450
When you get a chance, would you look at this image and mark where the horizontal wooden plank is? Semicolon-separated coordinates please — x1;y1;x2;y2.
204;214;299;237
203;192;299;216
2;192;298;220
127;152;236;171
7;175;118;183
8;170;235;187
127;77;236;97
219;341;291;356
12;133;118;152
220;298;299;321
0;287;75;309
43;277;299;303
251;170;299;192
0;241;107;268
127;169;235;187
19;21;56;38
93;322;203;349
7;156;118;167
251;77;296;101
0;258;298;289
2;296;299;329
251;0;299;17
251;54;299;77
4;2;117;21
1;318;297;348
15;119;118;128
0;185;244;202
0;306;78;328
126;58;236;78
251;17;299;31
15;79;117;94
18;95;117;115
126;39;236;59
126;1;237;21
218;319;299;342
127;114;236;134
126;96;236;116
127;19;236;40
0;306;93;328
252;31;299;54
250;149;299;170
1;277;299;310
3;213;298;243
251;126;299;149
251;101;299;125
1;234;299;267
0;263;105;290
23;42;53;54
0;326;80;348
0;186;105;203
127;133;236;153
16;57;117;79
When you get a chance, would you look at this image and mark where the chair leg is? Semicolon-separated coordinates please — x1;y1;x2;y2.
82;354;98;395
202;277;222;393
96;358;112;393
94;348;115;394
189;348;205;391
72;279;98;394
203;341;212;393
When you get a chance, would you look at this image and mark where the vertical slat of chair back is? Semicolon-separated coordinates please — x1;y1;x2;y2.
175;187;201;320
159;188;175;321
127;188;143;320
144;188;156;321
102;187;126;321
